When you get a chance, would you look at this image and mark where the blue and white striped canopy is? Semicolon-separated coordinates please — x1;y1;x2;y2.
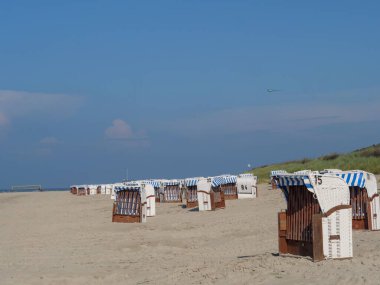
224;176;237;184
115;185;140;192
211;176;237;187
277;176;308;187
277;175;314;201
271;170;287;177
278;175;313;190
164;180;180;186
185;179;199;187
211;177;225;187
335;171;366;188
142;180;160;188
150;181;161;188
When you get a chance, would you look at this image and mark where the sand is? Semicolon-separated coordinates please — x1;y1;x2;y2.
1;184;380;285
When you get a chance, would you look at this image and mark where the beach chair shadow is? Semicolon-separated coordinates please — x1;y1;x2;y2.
188;207;199;212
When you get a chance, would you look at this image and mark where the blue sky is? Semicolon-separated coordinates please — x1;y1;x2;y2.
1;1;379;188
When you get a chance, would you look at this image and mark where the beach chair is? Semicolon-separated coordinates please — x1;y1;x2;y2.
154;187;161;202
145;180;161;203
220;175;238;200
325;170;380;230
277;173;352;261
197;177;226;211
70;186;78;195
88;185;97;195
77;185;87;196
138;181;157;217
237;174;258;199
112;183;148;223
163;181;182;203
185;178;200;208
105;184;112;195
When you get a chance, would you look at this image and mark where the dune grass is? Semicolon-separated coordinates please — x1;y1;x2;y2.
249;144;380;183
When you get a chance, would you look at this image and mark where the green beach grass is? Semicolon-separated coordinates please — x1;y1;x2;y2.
248;144;380;183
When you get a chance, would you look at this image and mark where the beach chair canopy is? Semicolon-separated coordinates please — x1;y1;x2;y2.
320;169;342;174
138;180;161;188
293;170;312;175
164;180;181;186
185;178;199;187
211;175;237;187
270;170;288;177
114;185;141;192
277;174;350;214
328;170;377;197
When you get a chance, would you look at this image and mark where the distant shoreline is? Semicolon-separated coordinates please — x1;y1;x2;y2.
0;188;69;193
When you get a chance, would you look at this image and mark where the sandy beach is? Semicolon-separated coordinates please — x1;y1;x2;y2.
1;184;380;285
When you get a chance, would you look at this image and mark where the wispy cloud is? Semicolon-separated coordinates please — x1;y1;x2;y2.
40;136;61;145
0;90;82;120
0;90;82;142
0;112;9;127
31;136;62;157
162;98;380;137
105;119;149;147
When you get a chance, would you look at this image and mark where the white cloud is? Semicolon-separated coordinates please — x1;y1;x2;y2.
105;119;148;140
105;119;149;147
105;119;134;140
0;112;9;127
0;90;82;123
40;137;61;145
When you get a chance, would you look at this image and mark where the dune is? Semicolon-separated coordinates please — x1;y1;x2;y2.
1;184;380;285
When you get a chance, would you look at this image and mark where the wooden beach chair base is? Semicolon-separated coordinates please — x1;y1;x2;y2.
112;190;144;223
278;212;323;261
211;191;225;210
186;201;198;209
352;219;367;230
224;194;238;200
112;214;141;223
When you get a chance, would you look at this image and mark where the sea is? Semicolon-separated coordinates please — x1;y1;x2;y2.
0;187;69;193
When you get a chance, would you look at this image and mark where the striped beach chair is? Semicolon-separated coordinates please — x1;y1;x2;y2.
185;178;201;208
324;170;380;231
112;183;148;223
277;173;352;261
77;185;87;196
219;175;238;200
197;177;226;211
163;180;182;203
70;185;78;195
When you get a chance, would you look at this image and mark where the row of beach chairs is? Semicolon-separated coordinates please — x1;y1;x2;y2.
110;174;258;223
71;168;379;262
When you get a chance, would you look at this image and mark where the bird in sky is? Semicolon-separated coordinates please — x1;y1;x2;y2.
266;89;281;93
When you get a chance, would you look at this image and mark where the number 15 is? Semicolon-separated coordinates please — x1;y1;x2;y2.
315;176;322;185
